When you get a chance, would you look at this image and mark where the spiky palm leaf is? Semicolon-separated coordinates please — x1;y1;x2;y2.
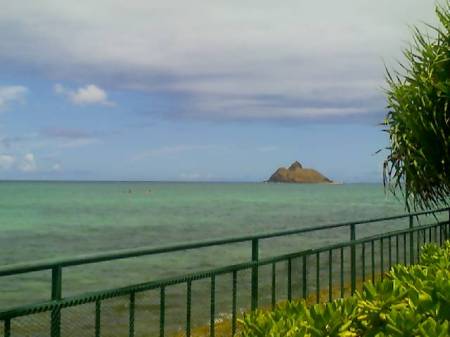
384;1;450;211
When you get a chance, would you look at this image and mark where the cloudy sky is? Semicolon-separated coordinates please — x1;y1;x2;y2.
0;0;440;181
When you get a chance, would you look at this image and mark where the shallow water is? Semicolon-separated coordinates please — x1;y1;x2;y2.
0;182;406;262
1;181;421;335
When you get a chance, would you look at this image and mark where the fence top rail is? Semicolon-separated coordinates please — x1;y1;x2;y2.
0;207;448;277
2;218;449;321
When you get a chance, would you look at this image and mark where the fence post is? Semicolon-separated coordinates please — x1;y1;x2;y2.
51;266;62;337
4;319;10;337
446;209;450;241
251;239;259;310
409;215;414;264
350;224;356;294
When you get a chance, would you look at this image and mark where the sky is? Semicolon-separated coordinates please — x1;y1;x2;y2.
0;0;440;182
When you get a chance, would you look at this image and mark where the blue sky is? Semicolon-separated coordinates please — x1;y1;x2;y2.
0;0;440;182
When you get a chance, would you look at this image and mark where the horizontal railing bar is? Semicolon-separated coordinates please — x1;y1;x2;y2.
263;220;449;262
0;259;257;320
302;220;449;256
1;207;448;277
2;219;448;321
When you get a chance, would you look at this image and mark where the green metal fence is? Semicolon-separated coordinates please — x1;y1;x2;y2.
1;207;449;337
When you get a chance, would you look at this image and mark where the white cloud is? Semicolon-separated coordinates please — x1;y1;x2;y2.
0;154;15;170
0;1;440;121
0;86;28;111
52;163;61;171
0;152;63;173
53;83;65;94
54;84;115;106
19;153;37;172
70;84;114;106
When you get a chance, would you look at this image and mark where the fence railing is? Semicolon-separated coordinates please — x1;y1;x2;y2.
1;207;449;337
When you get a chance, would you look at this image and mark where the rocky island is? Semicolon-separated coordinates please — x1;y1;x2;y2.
268;161;333;183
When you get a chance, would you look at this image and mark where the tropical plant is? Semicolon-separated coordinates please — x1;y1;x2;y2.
383;1;450;210
239;242;450;337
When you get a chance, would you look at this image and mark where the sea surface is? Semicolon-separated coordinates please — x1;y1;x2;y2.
1;181;437;335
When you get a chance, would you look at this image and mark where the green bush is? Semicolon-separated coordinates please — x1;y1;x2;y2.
239;242;450;337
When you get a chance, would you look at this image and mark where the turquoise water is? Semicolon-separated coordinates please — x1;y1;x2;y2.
1;181;420;335
0;182;405;262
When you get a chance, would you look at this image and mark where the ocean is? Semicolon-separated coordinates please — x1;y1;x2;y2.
1;181;421;335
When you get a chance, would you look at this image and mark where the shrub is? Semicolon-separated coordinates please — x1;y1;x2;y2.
239;242;450;337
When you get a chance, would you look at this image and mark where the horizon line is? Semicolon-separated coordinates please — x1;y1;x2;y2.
0;179;382;184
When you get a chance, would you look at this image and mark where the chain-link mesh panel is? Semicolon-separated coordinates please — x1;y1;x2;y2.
259;262;273;308
301;254;311;300
190;278;211;336
321;250;333;302
292;257;303;301
165;284;187;337
101;296;129;337
134;290;160;337
61;302;95;337
274;261;288;304
214;274;237;337
235;269;251;316
10;311;50;337
342;247;351;298
306;252;318;302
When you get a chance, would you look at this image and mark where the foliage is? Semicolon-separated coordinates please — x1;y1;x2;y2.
239;242;450;337
383;1;450;210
